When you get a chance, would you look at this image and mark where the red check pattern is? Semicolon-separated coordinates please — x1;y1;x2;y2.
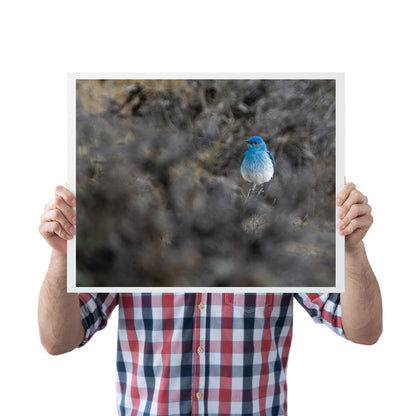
79;292;344;416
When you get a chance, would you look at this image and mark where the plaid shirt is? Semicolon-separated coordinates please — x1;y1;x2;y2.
79;293;344;416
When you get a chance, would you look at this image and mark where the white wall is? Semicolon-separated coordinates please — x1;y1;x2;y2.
1;2;414;415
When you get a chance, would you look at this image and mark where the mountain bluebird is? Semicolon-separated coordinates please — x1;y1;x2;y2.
241;136;275;198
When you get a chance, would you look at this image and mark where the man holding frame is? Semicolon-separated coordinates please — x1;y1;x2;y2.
38;182;381;415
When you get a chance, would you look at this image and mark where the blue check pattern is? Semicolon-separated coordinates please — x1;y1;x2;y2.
79;293;344;416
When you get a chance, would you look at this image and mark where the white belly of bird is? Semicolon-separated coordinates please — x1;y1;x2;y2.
241;157;274;185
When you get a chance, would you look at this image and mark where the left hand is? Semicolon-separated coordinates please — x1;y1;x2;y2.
336;182;373;251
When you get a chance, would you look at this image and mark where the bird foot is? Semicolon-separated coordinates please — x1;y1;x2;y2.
245;184;257;202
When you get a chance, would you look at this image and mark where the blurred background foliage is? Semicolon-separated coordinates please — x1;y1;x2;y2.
76;78;336;287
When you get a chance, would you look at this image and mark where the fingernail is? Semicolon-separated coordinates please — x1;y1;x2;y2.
69;226;76;234
337;220;344;229
65;233;73;240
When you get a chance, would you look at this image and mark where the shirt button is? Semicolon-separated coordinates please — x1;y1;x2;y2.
198;303;204;310
197;346;203;354
196;392;202;400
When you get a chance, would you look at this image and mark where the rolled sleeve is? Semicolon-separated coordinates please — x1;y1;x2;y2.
78;293;119;347
295;293;345;337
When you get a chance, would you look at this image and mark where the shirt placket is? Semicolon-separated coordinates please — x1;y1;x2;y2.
192;292;207;415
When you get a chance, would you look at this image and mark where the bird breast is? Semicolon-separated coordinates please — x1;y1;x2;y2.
241;152;274;185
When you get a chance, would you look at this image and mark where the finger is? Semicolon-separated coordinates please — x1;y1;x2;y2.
39;219;73;240
337;189;368;219
44;195;76;225
55;185;76;208
336;182;356;206
41;209;76;236
56;195;76;225
338;213;373;236
337;203;372;229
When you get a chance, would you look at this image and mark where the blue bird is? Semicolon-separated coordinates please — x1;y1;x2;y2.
241;136;275;198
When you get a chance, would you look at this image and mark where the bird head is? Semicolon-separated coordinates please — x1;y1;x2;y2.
245;136;267;151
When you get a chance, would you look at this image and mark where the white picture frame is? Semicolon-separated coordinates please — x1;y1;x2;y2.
67;73;345;293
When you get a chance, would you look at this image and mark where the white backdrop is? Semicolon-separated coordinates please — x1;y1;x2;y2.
1;1;414;415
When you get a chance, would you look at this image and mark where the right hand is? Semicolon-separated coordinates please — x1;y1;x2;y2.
39;186;77;255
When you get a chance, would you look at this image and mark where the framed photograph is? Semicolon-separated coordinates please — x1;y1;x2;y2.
67;73;344;293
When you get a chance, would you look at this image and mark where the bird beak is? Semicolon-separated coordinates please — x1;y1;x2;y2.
245;139;250;143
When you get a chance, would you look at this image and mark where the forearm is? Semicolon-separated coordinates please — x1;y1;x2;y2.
341;242;382;345
38;250;85;355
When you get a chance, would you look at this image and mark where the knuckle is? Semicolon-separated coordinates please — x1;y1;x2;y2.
54;196;63;209
52;222;61;235
45;199;54;210
55;193;72;212
64;221;72;232
350;204;359;217
349;219;357;232
49;198;58;210
55;185;63;196
51;209;60;220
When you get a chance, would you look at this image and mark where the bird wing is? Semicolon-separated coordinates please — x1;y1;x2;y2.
267;150;276;167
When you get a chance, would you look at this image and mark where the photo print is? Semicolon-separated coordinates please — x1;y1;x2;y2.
68;73;344;292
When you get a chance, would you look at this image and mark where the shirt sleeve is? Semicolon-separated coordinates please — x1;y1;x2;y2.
78;293;119;347
294;293;345;337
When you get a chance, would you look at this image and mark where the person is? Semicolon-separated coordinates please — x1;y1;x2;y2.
38;182;382;416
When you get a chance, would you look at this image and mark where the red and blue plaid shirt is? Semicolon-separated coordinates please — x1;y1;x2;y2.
79;292;344;416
